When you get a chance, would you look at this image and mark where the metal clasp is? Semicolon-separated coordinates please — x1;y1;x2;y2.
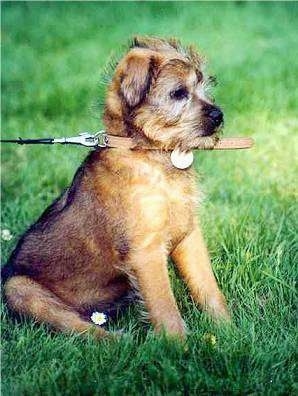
53;131;108;148
93;130;108;147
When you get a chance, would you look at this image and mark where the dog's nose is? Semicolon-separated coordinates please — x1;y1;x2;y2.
209;108;223;127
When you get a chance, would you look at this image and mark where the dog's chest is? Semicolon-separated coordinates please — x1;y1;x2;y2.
93;151;199;250
130;160;199;245
166;170;198;245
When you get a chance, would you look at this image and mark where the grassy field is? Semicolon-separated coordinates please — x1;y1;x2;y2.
1;2;297;395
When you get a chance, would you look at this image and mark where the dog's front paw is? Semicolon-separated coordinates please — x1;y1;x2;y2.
206;296;231;324
156;318;188;340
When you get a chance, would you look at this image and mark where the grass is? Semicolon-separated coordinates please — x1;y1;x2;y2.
1;2;297;395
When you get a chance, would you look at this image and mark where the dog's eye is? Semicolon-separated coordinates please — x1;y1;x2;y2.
170;87;189;101
196;71;203;83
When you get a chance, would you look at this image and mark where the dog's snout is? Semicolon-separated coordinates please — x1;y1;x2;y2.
209;108;223;126
200;104;224;136
202;103;224;127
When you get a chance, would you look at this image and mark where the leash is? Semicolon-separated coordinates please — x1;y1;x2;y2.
1;131;111;148
1;131;254;150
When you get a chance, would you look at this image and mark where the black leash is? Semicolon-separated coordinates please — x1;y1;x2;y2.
0;131;108;148
1;137;55;145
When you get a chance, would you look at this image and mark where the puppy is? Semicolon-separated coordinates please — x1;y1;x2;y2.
2;37;229;339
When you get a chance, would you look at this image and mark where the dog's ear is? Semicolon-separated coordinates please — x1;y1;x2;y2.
120;50;155;108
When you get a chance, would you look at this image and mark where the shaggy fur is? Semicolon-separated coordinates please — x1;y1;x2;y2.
2;36;229;339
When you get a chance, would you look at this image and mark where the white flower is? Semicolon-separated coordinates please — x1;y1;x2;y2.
91;312;107;326
2;229;13;241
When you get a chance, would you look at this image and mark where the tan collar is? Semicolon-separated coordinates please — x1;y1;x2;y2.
106;134;254;150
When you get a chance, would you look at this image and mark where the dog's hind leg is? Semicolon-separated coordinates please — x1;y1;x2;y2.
3;275;110;339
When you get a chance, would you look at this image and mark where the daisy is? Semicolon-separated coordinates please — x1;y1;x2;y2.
2;229;13;241
90;312;107;326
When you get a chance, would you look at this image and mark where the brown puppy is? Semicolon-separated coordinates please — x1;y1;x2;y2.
3;37;229;339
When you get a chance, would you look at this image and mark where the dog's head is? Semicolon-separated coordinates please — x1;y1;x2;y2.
103;36;223;151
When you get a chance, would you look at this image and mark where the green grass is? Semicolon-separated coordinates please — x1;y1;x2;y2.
1;2;297;395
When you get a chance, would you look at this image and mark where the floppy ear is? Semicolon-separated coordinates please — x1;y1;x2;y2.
120;50;154;108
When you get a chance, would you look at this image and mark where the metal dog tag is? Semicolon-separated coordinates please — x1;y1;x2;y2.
170;149;194;169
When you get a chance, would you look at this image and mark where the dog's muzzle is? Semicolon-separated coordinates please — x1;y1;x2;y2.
200;104;224;136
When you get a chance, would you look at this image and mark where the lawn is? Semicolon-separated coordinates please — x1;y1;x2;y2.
1;2;297;395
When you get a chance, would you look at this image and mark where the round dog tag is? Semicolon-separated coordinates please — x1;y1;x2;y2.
170;149;194;169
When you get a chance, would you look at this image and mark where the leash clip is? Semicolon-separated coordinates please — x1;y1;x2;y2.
53;131;108;148
93;130;109;148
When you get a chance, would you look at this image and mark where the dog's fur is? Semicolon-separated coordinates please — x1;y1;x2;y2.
2;37;229;338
